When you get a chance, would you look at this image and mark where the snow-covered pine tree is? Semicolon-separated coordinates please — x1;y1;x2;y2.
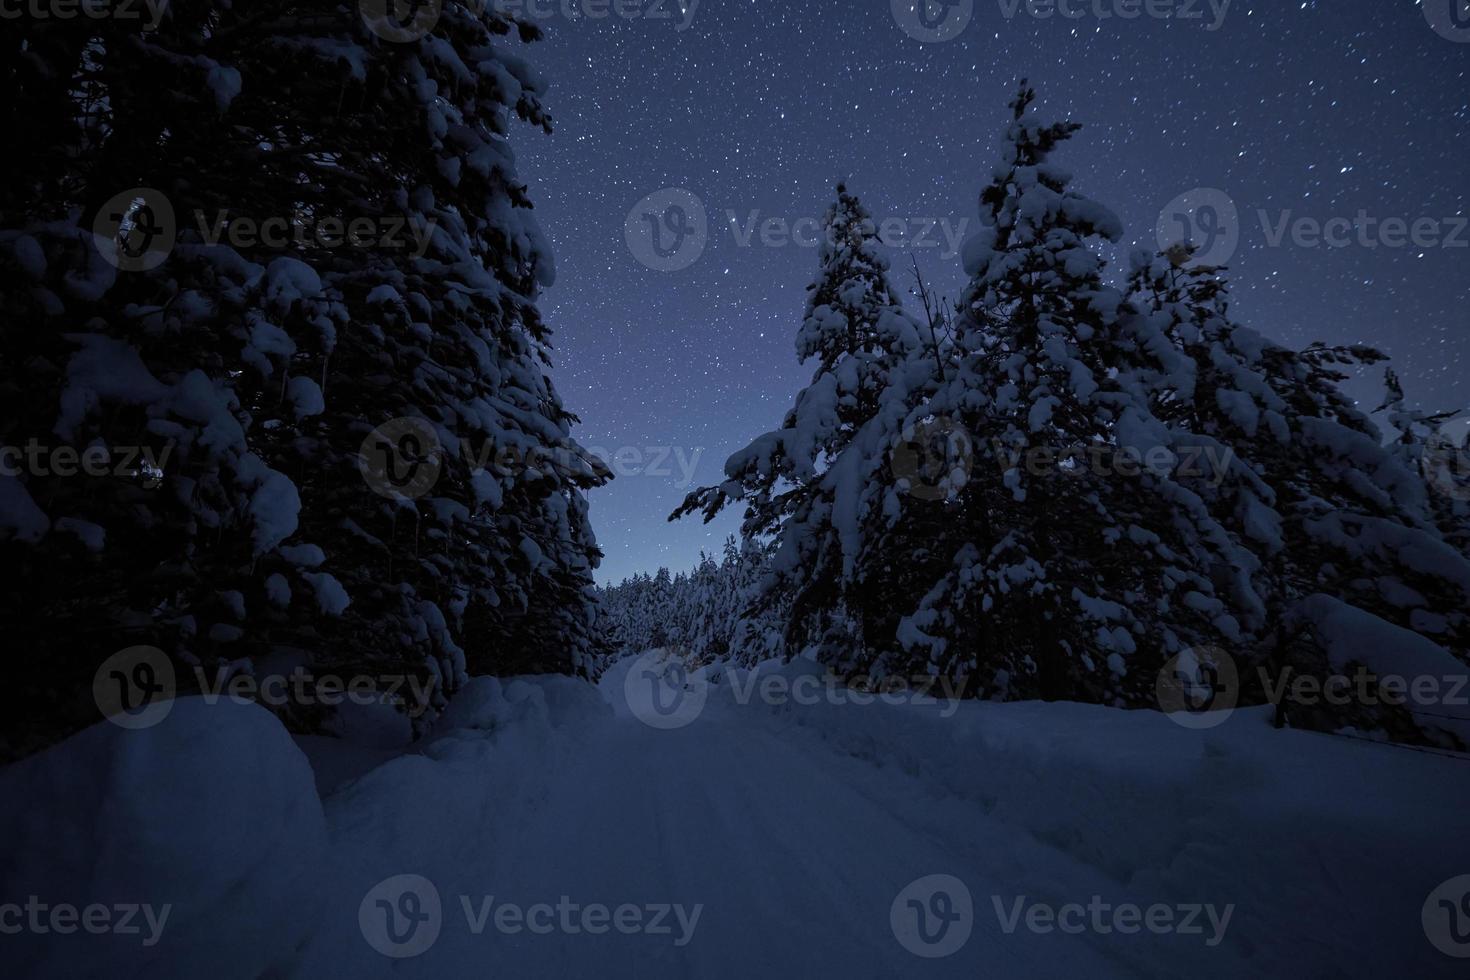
888;81;1235;705
725;536;791;667
672;183;922;664
685;551;728;661
1126;247;1470;743
0;1;607;753
1378;366;1470;553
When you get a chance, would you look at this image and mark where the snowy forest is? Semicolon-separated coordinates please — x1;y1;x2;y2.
3;2;1469;978
597;536;786;668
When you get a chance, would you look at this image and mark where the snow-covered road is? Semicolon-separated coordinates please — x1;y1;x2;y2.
357;720;1127;978
3;653;1467;978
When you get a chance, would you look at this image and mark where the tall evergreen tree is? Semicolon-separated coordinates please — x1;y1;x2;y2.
1378;366;1470;553
673;183;922;663
1125;247;1470;741
887;82;1233;704
0;1;607;755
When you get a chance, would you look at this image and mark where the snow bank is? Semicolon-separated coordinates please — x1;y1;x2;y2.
0;674;612;978
713;657;1470;978
0;699;328;979
279;674;612;977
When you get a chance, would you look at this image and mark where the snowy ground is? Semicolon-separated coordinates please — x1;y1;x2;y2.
3;651;1468;978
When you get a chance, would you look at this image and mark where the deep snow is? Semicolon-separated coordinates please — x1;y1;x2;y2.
2;652;1468;978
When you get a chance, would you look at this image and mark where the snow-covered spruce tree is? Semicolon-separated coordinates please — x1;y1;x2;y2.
672;184;923;664
887;82;1238;705
722;536;790;667
682;551;729;661
1378;366;1470;554
1125;248;1470;743
592;571;642;669
0;6;305;753
0;2;606;753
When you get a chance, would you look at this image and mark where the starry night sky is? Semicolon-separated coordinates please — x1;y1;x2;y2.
513;0;1470;584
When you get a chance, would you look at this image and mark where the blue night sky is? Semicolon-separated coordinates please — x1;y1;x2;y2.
513;0;1470;584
